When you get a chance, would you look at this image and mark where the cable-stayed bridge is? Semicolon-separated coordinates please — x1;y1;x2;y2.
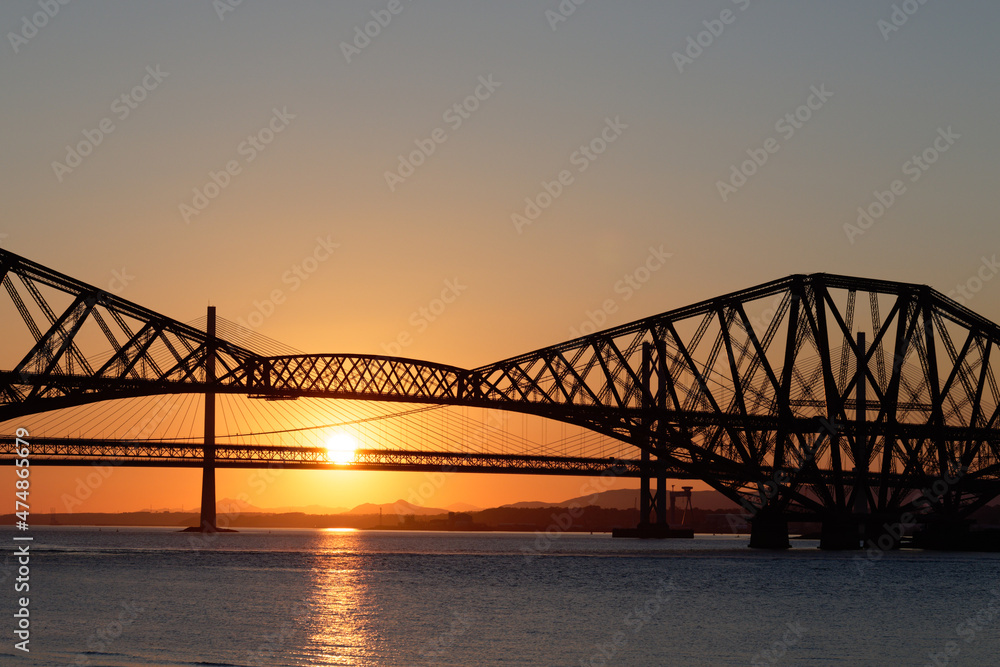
2;248;999;549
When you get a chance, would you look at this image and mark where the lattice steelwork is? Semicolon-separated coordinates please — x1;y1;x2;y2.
2;247;999;532
0;437;645;476
0;249;258;418
238;355;466;403
468;274;1000;523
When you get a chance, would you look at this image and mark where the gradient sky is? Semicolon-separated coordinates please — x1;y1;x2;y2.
2;1;999;513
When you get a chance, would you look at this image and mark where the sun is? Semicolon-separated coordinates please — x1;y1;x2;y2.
325;432;358;465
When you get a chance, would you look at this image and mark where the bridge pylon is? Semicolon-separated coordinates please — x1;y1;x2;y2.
187;306;227;533
200;306;217;532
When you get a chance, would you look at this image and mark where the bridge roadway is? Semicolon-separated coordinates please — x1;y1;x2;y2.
6;437;994;496
0;436;655;477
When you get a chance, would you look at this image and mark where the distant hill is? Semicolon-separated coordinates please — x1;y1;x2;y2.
502;489;740;512
216;497;264;514
215;498;352;515
268;504;349;515
343;499;449;516
110;490;999;519
445;502;482;512
151;499;352;515
573;488;740;511
119;488;754;517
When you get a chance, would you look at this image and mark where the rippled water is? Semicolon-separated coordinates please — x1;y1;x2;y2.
2;527;998;666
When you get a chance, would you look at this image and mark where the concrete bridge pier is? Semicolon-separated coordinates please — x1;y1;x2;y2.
860;513;905;551
184;306;233;534
200;306;218;532
819;513;861;550
911;516;977;550
749;507;790;549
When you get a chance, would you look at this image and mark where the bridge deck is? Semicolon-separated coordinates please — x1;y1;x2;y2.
0;438;662;477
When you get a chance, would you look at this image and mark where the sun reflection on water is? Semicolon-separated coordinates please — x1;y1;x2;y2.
302;531;381;665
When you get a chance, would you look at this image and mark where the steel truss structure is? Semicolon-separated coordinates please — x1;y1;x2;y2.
0;437;648;477
2;248;999;545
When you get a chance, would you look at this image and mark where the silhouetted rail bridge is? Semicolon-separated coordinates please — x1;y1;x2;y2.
2;248;999;549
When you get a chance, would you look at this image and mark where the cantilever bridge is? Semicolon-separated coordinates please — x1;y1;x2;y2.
2;248;999;549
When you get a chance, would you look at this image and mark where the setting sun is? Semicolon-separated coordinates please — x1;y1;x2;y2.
325;432;358;466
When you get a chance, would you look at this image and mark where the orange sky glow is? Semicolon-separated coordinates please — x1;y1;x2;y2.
3;2;999;515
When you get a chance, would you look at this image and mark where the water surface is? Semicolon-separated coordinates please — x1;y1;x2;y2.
2;528;998;666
